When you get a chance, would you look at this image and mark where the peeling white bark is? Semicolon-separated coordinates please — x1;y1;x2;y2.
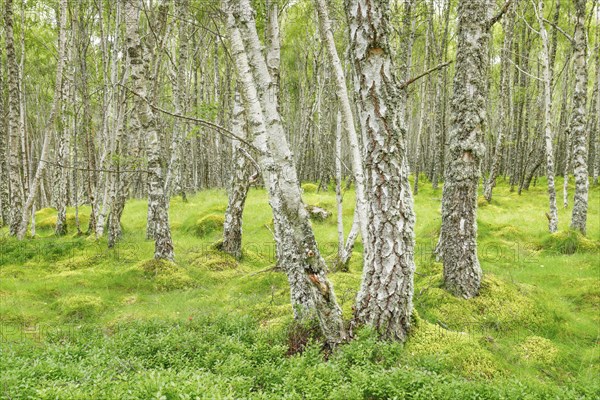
226;0;346;346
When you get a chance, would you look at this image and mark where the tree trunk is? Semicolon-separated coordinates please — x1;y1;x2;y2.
569;0;589;235
226;0;346;346
222;92;253;259
314;0;369;249
484;1;514;202
124;0;174;261
4;0;24;236
0;48;9;226
17;0;68;240
437;0;492;299
346;0;416;341
537;0;559;233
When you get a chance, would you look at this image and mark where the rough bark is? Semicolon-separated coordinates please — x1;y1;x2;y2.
4;0;24;236
437;0;492;299
124;0;174;260
0;48;9;226
569;0;589;235
222;92;253;259
226;0;346;346
346;0;417;341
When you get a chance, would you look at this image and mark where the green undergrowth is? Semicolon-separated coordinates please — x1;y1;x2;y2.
0;178;598;398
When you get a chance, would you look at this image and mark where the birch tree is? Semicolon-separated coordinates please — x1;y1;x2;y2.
484;1;515;202
569;0;589;234
123;0;174;260
226;0;346;346
16;0;68;240
314;0;369;250
437;0;496;298
536;0;559;233
4;0;24;236
346;0;417;341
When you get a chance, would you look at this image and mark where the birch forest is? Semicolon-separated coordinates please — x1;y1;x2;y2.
1;0;599;398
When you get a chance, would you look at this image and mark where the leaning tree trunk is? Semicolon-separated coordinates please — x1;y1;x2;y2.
222;91;253;259
226;0;346;346
484;1;515;202
346;0;417;341
124;0;174;261
569;0;589;235
437;0;494;299
4;0;24;235
314;0;369;249
17;0;68;240
537;0;559;233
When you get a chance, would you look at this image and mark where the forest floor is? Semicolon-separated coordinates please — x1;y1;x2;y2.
0;178;599;399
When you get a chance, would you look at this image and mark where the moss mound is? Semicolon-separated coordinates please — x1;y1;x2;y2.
519;336;559;365
57;294;104;320
138;259;195;291
37;212;90;231
301;183;318;193
541;230;599;255
182;214;224;237
407;315;499;378
191;251;238;271
416;271;545;335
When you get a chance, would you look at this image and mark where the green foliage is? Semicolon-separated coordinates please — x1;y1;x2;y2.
56;294;104;320
0;180;598;398
301;183;318;193
541;230;599;255
182;214;225;237
518;336;559;365
138;259;195;291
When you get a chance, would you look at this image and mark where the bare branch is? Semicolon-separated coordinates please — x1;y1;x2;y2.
486;0;512;30
399;60;454;90
118;83;263;155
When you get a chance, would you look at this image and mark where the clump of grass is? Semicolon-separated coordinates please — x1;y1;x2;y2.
182;214;224;237
541;230;599;255
415;273;545;335
406;313;500;378
57;294;104;320
138;259;195;291
191;251;238;271
301;183;318;193
519;336;559;365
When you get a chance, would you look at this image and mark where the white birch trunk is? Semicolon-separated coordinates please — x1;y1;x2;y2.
226;0;346;346
124;0;174;260
314;0;369;249
346;0;417;341
537;0;559;233
17;0;68;240
569;0;589;234
4;0;24;235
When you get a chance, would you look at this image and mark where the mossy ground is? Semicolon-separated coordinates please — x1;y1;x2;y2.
0;178;598;398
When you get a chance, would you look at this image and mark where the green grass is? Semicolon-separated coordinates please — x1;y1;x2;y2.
0;177;599;399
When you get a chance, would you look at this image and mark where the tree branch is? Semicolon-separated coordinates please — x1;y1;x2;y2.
486;0;513;30
542;18;574;44
398;60;454;90
118;83;263;154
